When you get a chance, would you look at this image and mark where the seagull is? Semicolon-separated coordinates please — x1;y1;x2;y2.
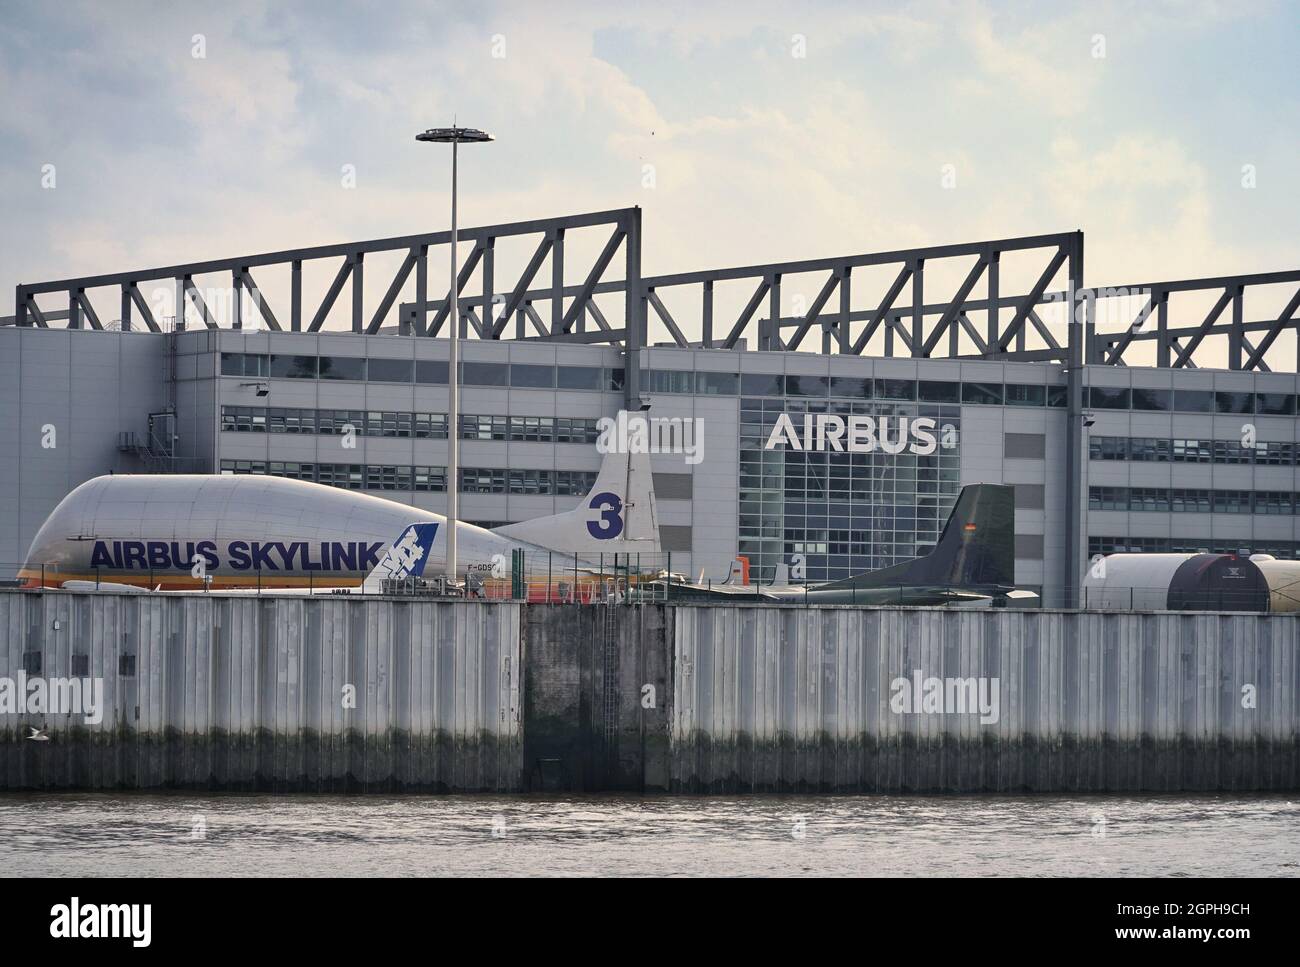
26;726;50;742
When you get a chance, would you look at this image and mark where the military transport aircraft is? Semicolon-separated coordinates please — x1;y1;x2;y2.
657;484;1034;607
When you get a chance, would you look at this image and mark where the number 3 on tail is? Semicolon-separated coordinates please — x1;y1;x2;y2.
587;492;624;539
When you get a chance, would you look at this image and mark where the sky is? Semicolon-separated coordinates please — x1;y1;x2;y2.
1;0;1297;361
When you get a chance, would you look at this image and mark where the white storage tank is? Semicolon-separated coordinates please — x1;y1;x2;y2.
1081;553;1193;610
1081;552;1275;612
1248;555;1300;613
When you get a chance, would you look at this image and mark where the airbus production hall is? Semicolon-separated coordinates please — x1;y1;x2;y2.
6;323;1300;607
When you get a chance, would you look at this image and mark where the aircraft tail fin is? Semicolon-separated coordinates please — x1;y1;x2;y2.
723;556;750;586
361;522;440;593
821;484;1015;592
491;410;660;554
924;483;1016;588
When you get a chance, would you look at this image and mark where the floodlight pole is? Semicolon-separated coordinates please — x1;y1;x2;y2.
447;137;459;588
416;126;492;590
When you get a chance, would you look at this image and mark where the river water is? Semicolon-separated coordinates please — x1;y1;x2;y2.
2;793;1296;877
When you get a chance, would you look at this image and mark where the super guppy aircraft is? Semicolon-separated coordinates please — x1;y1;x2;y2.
20;411;659;591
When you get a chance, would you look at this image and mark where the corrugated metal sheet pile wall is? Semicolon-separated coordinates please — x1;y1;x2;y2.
673;606;1299;791
2;593;1296;792
0;592;521;791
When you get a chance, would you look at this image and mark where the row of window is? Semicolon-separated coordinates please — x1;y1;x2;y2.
1086;386;1296;415
221;353;624;391
1089;536;1300;559
219;461;597;495
1088;487;1300;514
651;371;1065;406
1089;436;1298;465
219;353;1299;414
220;406;602;443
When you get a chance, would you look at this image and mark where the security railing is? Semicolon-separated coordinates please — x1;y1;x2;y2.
6;559;1292;614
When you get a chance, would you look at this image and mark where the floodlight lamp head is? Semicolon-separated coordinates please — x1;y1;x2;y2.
416;127;493;144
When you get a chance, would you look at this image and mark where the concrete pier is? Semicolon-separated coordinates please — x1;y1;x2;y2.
1;591;1297;792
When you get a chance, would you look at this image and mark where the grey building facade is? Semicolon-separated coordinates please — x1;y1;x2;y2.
7;207;1299;605
6;324;1300;606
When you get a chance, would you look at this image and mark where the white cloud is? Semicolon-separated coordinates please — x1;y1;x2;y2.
2;0;1294;351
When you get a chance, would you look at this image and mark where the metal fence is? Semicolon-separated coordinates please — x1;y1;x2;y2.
5;558;1290;613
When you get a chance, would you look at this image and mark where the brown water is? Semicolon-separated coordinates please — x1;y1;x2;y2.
1;794;1297;877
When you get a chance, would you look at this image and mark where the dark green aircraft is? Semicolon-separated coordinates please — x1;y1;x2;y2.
660;484;1031;607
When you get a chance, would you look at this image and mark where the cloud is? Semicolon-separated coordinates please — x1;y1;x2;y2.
1;0;1295;349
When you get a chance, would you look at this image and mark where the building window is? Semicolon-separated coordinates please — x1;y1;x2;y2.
1170;488;1212;513
510;364;555;388
784;374;829;397
416;359;449;384
368;358;414;383
318;356;366;381
1172;439;1212;463
1255;392;1296;416
461;415;508;440
1088;436;1128;460
554;417;599;444
221;459;267;475
1128;437;1170;462
460;468;506;494
1255;491;1292;515
917;380;959;403
647;370;695;393
1088;386;1130;409
696;372;740;395
413;466;446;492
269;354;317;378
740;373;784;397
1212;490;1252;514
961;382;1003;405
1129;487;1169;512
555;471;597;496
508;468;548;495
1254;441;1293;466
1215;390;1254;414
267;462;315;482
413;413;447;439
1131;387;1171;410
556;365;604;391
1212;440;1252;464
1088;486;1128;511
365;465;411;491
315;463;364;490
462;361;508;385
1173;389;1213;412
874;378;916;401
1005;384;1046;406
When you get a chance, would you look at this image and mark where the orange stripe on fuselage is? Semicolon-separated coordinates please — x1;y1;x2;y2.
17;569;365;591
